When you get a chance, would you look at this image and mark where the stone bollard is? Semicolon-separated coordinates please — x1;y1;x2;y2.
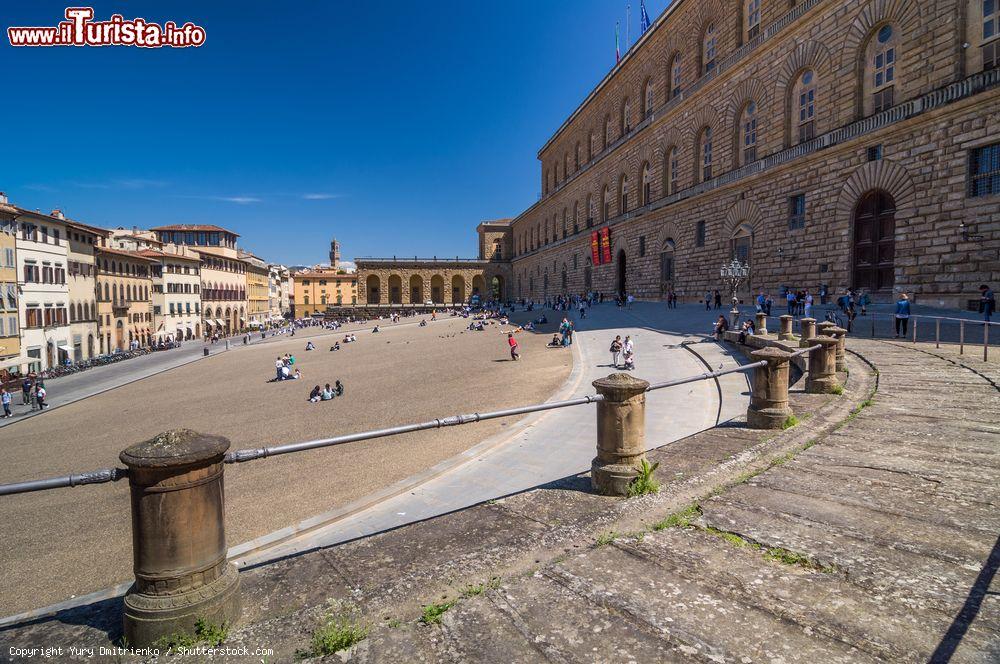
816;320;835;337
120;430;241;646
821;325;848;372
591;373;650;496
746;347;793;429
755;312;768;336
799;318;817;348
778;315;795;341
805;336;840;394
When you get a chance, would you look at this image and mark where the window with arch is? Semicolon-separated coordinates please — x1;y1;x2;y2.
554;163;560;186
696;220;707;247
643;79;654;118
702;24;717;74
573;201;580;234
604;115;613;147
575;142;581;170
619;174;629;214
745;0;761;41
866;24;898;115
543;170;549;194
984;0;1000;70
740;101;758;164
621;99;631;136
660;238;676;285
586;194;595;227
561;209;567;238
589;131;596;160
563;153;568;180
602;185;611;221
663;146;679;195
793;69;816;143
669;53;683;98
640;162;651;205
698;127;714;182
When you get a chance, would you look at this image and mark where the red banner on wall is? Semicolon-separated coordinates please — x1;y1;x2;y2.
590;231;601;265
600;227;612;264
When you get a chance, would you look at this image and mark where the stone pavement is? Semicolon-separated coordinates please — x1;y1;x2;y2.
233;301;750;566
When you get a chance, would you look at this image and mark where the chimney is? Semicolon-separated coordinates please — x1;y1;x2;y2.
133;226;139;234
0;192;7;205
51;209;65;220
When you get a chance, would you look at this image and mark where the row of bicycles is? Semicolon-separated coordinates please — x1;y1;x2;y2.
38;342;182;380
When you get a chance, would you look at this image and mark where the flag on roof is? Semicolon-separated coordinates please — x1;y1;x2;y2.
640;1;651;34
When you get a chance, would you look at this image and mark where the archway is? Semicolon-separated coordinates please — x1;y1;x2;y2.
491;275;504;301
366;275;381;304
660;238;676;296
617;250;627;297
561;264;568;291
224;307;232;335
471;274;486;299
409;274;424;303
730;224;753;297
852;190;896;292
452;275;466;304
430;275;445;304
115;320;124;350
87;334;94;358
388;274;402;304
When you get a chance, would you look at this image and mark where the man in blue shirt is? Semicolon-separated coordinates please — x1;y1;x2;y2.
981;284;995;322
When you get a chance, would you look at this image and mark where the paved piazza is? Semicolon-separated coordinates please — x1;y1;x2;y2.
0;316;572;616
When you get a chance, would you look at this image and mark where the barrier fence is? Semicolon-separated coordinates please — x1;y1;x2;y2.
0;332;841;645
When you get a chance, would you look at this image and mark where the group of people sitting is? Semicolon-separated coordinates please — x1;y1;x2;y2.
273;354;301;381
308;381;344;403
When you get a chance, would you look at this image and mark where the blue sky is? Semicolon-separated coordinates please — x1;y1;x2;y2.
0;1;670;266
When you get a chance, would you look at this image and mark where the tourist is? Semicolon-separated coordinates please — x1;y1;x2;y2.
894;293;911;338
280;363;291;380
330;342;341;351
627;293;635;309
305;341;315;351
292;369;301;380
622;347;635;371
738;319;756;345
704;290;712;311
507;332;519;361
785;290;796;314
372;325;380;333
804;291;814;319
275;357;284;380
321;383;334;400
1;387;11;418
713;315;729;340
335;380;344;397
757;291;767;313
859;290;871;315
21;376;31;406
35;383;47;410
610;335;623;367
547;334;562;348
981;284;995;322
623;335;634;362
308;385;322;402
713;289;722;310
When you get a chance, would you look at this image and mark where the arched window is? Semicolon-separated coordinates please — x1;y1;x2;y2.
792;69;817;144
669;53;683;98
640;162;651;205
573;201;580;234
698;127;714;182
604;115;613;147
586;194;594;227
589;131;596;160
602;185;611;222
739;101;758;164
563;153;568;180
663;146;679;195
745;0;761;41
561;209;567;238
543;170;549;194
643;79;655;119
702;24;717;74
982;0;1000;70
575;142;581;170
621;98;631;135
864;24;898;116
619;174;629;214
660;238;676;289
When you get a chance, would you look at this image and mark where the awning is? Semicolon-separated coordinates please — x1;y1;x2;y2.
240;317;246;323
215;319;226;326
58;344;73;352
204;319;215;328
186;325;194;333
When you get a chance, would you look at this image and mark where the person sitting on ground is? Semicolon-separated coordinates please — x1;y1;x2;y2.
547;334;562;348
330;342;340;351
292;369;301;380
334;380;344;397
713;315;729;341
305;341;315;351
308;385;322;402
372;325;380;333
419;319;427;327
321;383;334;401
280;363;291;380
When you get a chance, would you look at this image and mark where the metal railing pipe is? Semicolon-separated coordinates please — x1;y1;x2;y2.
0;467;127;496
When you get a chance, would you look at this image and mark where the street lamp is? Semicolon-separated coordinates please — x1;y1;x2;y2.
720;258;750;328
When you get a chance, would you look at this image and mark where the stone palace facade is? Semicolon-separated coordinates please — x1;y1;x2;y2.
508;0;1000;308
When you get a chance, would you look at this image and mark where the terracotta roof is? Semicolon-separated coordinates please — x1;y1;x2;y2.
97;246;157;262
64;220;111;237
137;249;200;262
295;271;355;279
149;224;239;236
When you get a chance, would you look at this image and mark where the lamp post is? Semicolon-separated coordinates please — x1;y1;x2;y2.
720;258;750;328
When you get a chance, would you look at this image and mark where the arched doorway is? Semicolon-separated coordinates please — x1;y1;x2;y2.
660;238;676;296
452;275;466;304
430;275;444;303
87;334;94;358
115;320;124;350
491;276;504;301
584;257;593;292
561;264;568;291
409;275;423;303
388;274;402;304
616;250;627;297
730;224;753;297
852;190;896;292
366;275;381;304
471;274;486;300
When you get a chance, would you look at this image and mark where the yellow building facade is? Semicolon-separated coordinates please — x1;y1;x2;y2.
293;271;357;316
0;199;19;375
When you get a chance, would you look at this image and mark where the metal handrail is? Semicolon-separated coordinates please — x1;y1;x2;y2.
0;360;767;497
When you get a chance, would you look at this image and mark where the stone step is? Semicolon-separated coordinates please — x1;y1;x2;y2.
545;539;876;663
749;464;1000;535
800;444;1000;489
698;496;1000;629
349;622;446;663
615;527;997;661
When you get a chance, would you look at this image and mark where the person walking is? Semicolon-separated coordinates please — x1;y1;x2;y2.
610;335;623;368
980;284;995;322
507;332;519;361
894;293;911;338
1;387;11;418
623;335;634;365
35;383;47;410
804;291;813;319
21;377;31;406
713;289;722;310
705;290;712;311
